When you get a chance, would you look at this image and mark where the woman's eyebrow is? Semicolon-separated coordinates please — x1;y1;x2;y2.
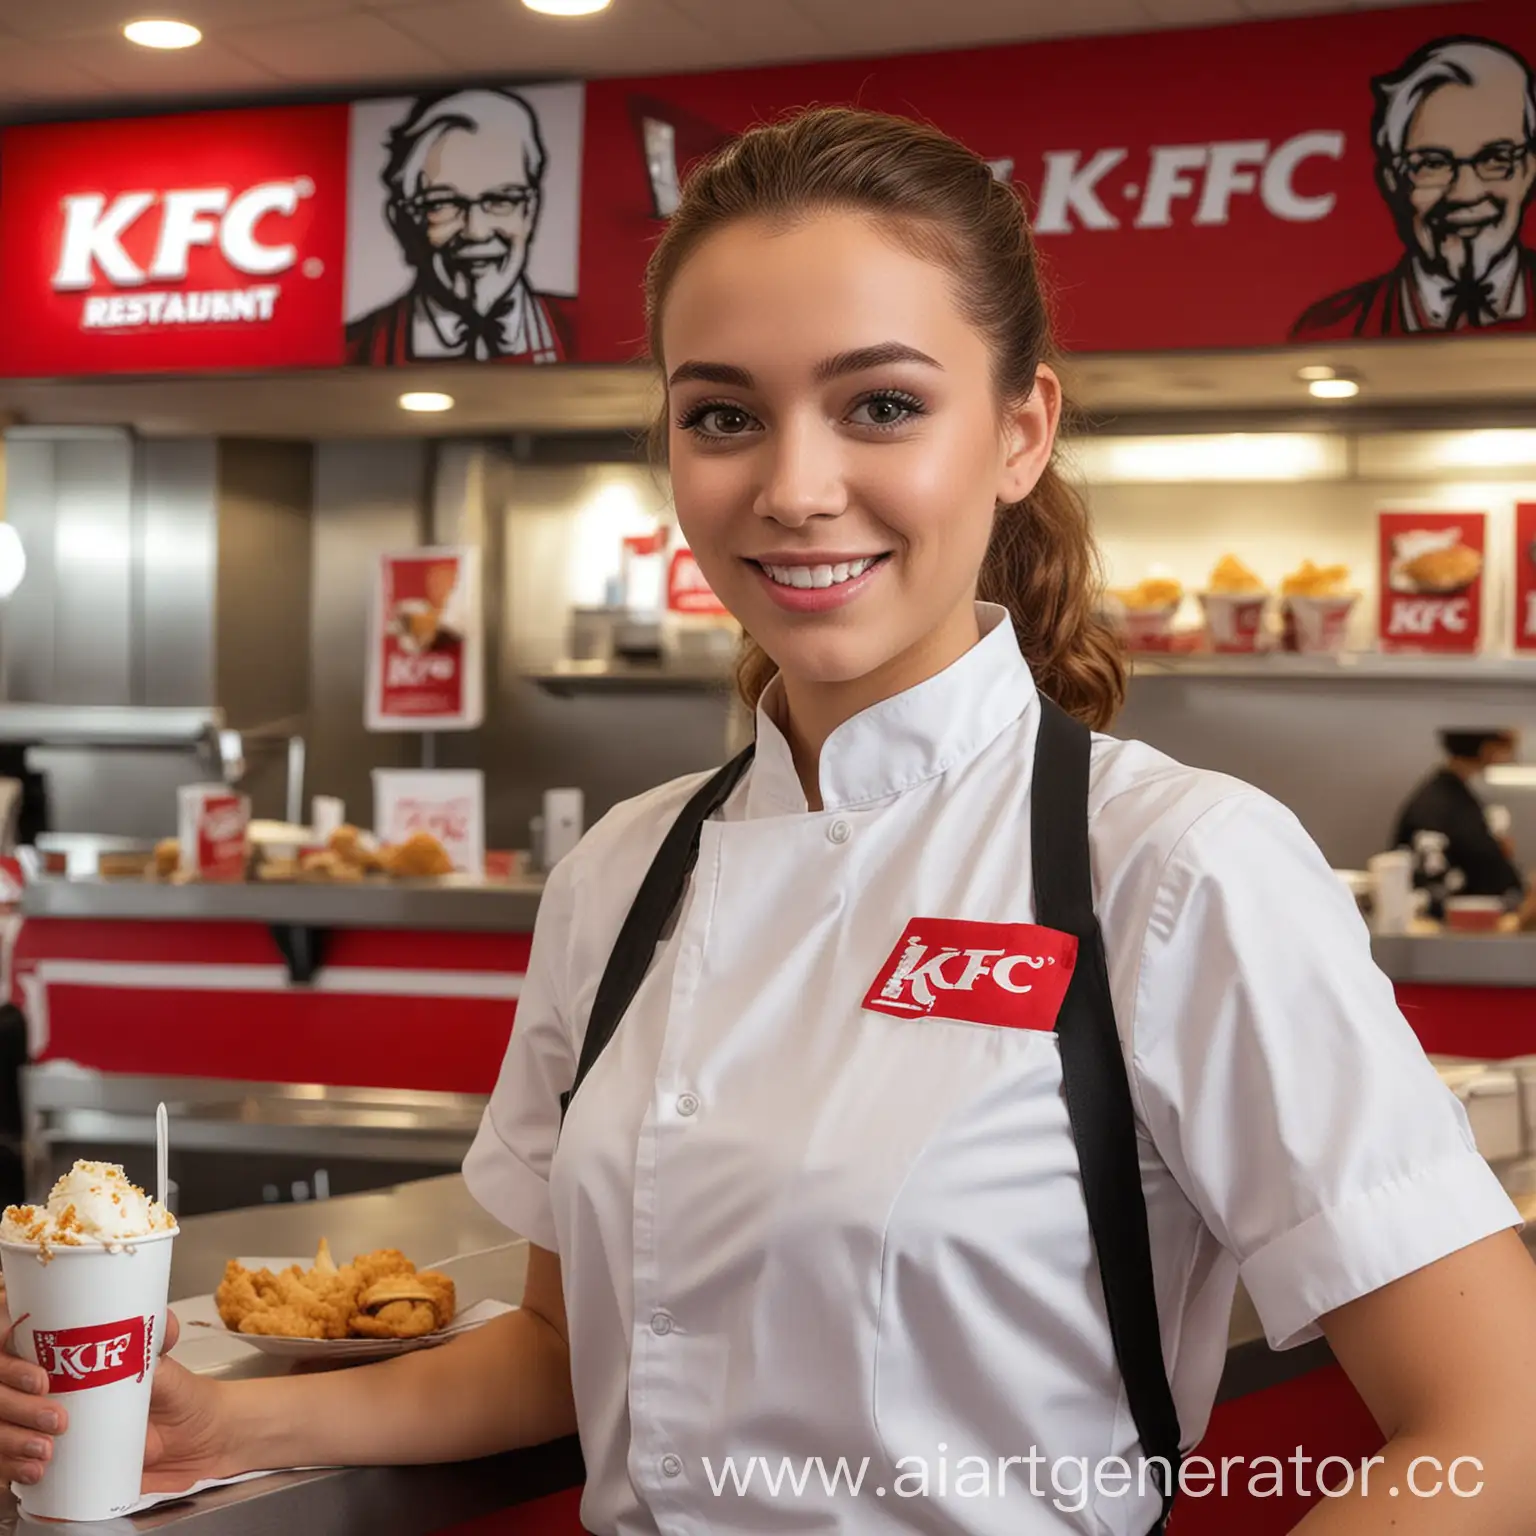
814;342;942;380
668;360;754;387
668;343;941;390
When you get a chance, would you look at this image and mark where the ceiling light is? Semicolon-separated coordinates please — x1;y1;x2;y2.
398;391;454;413
522;0;612;14
1308;377;1360;400
1070;432;1347;484
1296;364;1336;382
123;19;202;48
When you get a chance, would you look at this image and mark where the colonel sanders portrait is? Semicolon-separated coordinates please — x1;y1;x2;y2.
345;88;573;365
1293;37;1536;339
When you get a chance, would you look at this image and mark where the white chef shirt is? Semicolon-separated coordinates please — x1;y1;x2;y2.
465;603;1517;1536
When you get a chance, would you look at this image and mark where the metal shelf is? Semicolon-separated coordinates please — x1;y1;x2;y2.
1130;653;1536;683
0;704;224;746
523;659;733;696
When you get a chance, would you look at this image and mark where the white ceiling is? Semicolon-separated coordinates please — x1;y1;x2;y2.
1;334;1532;438
0;0;1462;111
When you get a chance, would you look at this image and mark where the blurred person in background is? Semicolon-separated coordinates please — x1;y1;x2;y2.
1392;727;1526;916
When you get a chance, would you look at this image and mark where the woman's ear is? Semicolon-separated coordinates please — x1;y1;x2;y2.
997;364;1063;505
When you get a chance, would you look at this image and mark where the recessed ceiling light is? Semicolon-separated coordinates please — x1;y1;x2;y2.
522;0;613;14
1308;377;1360;400
399;391;455;413
123;18;202;48
1296;364;1336;382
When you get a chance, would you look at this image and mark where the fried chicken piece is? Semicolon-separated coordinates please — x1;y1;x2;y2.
329;825;386;874
350;1271;457;1339
351;1248;416;1289
380;831;454;879
215;1242;366;1340
152;839;180;879
214;1258;272;1331
299;850;364;882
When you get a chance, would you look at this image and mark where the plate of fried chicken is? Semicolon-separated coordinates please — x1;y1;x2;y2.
182;1239;514;1363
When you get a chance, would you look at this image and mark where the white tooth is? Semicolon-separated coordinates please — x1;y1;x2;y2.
832;563;851;583
788;567;815;589
764;565;788;585
809;566;835;589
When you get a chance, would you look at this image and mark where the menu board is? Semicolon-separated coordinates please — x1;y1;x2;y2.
366;547;483;732
1515;505;1536;654
1377;511;1486;655
371;770;484;875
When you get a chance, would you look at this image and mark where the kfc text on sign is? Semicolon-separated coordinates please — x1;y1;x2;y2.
54;181;311;333
1033;131;1345;234
862;918;1078;1032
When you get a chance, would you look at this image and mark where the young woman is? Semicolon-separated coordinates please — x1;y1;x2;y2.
4;108;1536;1536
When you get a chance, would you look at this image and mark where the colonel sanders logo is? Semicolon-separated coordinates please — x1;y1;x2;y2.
345;88;574;365
1294;36;1536;338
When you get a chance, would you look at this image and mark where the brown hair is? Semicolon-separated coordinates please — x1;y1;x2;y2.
643;106;1127;730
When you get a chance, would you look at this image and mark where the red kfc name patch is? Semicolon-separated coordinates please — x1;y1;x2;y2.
34;1316;153;1394
863;919;1077;1031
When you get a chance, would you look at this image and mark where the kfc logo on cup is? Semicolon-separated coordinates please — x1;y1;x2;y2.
863;918;1078;1031
34;1317;152;1395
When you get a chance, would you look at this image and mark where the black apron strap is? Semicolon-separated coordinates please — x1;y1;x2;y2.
1032;697;1182;1531
559;747;756;1122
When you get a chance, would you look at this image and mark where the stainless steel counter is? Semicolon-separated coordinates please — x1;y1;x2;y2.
1370;934;1536;987
24;880;1536;986
0;1172;1352;1534
21;875;544;933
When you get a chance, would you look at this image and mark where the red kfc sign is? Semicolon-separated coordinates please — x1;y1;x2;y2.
578;0;1536;358
0;105;348;375
1515;504;1536;652
862;918;1077;1032
1378;511;1487;653
34;1316;152;1395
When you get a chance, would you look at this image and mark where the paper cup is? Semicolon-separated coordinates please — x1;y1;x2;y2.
1367;850;1415;935
2;1230;175;1521
1283;594;1357;654
1117;603;1182;652
1199;592;1268;653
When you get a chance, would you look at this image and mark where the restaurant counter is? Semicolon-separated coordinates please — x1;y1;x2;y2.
9;877;1536;1212
0;1172;1410;1536
18;876;544;933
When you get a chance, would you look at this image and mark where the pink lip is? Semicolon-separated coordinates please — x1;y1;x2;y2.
747;555;888;613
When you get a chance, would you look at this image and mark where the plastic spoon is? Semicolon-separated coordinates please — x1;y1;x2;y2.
156;1102;169;1212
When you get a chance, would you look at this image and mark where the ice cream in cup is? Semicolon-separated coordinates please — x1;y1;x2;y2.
1279;561;1357;654
1198;555;1269;654
1;1161;178;1522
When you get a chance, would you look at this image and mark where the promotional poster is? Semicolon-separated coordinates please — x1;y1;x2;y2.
366;547;484;732
1377;510;1487;653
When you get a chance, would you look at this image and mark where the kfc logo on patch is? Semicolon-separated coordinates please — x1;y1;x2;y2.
34;1317;153;1395
863;918;1078;1032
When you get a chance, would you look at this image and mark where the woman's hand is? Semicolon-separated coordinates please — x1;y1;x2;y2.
141;1312;240;1494
0;1299;236;1494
